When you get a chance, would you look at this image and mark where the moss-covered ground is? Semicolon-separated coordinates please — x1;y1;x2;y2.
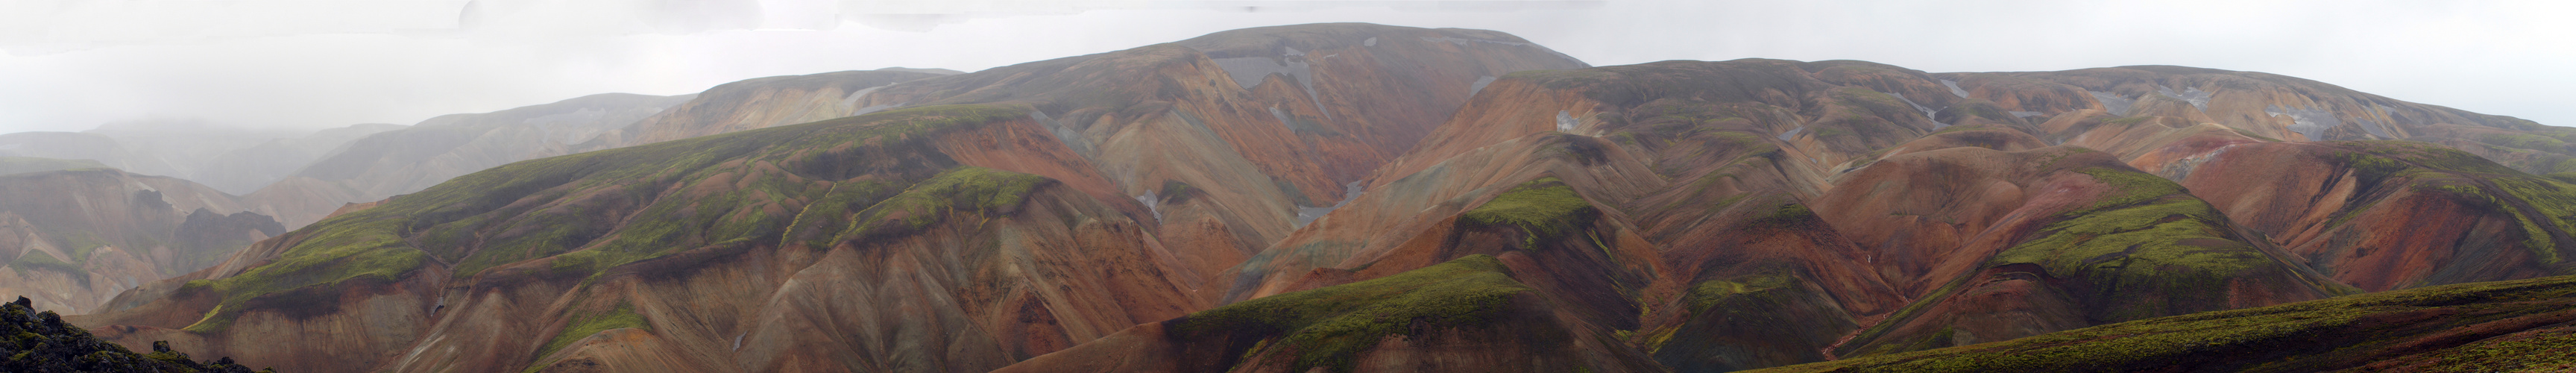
1169;254;1532;373
179;104;1030;333
1461;177;1597;248
1748;275;2576;373
526;302;650;371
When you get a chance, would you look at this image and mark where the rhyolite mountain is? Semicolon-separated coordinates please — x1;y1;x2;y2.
239;68;961;229
0;168;285;314
67;23;1590;372
58;22;2576;372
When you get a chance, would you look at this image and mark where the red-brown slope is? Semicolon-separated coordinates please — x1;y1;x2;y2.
835;23;1590;287
69;106;1206;372
2176;140;2576;291
1826;147;2341;357
994;255;1667;373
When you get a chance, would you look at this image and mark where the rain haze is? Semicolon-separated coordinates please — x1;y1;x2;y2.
1;0;2572;134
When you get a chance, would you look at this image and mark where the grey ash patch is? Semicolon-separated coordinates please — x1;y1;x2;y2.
1031;111;1094;157
2156;85;2212;110
2088;90;2135;116
1209;46;1331;119
1468;75;1498;96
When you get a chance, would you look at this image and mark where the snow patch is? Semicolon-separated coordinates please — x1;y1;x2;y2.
1295;181;1366;228
2156;85;2212;110
1778;126;1805;141
1940;79;1970;98
838;85;888;109
1556;110;1578;132
1890;93;1947;129
2266;104;2342;140
1467;75;1498;96
1420;36;1534;47
2158;142;2243;181
1364;37;1377;46
1136;190;1162;222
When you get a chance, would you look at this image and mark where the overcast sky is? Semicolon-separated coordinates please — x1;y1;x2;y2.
1;0;2570;134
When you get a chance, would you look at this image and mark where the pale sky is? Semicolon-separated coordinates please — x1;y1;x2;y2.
1;0;2570;134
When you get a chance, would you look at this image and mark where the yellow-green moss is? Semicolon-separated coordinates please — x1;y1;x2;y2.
1750;275;2576;373
1171;254;1530;373
526;303;649;372
1461;177;1596;248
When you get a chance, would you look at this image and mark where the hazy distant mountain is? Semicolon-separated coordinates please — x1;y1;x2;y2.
0;131;177;177
60;22;2576;373
0;122;403;195
0;169;281;314
191;123;408;194
570;69;951;150
0;157;107;176
243;93;690;228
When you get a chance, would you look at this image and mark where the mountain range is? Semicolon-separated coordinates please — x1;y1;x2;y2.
3;22;2569;372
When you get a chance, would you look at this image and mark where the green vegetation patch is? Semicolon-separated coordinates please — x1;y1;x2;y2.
2070;167;2186;215
1686;273;1798;314
4;251;84;280
0;157;108;176
1991;195;2267;322
2326;142;2576;265
2482;134;2569;151
2403;330;2576;372
183;216;427;333
1170;255;1531;373
1460;177;1598;248
834;166;1045;242
1748;275;2576;373
529;302;649;369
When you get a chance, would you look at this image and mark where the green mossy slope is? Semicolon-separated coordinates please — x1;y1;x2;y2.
1749;275;2576;373
178;104;1030;333
1168;254;1533;373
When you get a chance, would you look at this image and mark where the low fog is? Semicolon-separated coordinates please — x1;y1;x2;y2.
1;0;2570;134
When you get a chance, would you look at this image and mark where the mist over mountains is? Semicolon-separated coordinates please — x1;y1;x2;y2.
1;21;2572;372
